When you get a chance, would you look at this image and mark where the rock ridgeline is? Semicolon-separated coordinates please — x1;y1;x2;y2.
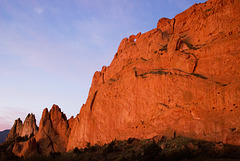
8;104;72;157
34;105;71;154
6;113;38;141
6;0;240;158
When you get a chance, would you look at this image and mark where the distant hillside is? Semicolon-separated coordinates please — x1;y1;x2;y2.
0;130;10;144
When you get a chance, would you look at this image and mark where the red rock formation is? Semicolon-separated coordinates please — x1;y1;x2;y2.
12;137;38;158
6;114;38;141
6;118;22;141
11;105;71;157
21;113;39;137
67;0;240;150
34;104;70;155
68;116;75;130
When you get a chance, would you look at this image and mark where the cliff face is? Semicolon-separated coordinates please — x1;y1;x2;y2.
67;0;240;150
8;0;240;157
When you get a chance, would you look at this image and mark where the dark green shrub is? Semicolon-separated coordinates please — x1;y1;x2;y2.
140;141;162;161
88;144;99;153
127;138;135;144
86;142;91;148
167;148;194;161
23;154;48;161
205;8;212;12
73;147;82;155
49;151;61;158
103;140;119;156
144;141;161;155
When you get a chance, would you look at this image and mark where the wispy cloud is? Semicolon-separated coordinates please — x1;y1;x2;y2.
34;7;44;14
0;107;29;130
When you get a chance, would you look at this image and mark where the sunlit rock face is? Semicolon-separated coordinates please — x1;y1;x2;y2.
12;104;71;157
67;0;240;151
21;113;39;137
7;113;39;158
34;104;71;155
6;113;38;141
12;137;38;158
6;118;23;141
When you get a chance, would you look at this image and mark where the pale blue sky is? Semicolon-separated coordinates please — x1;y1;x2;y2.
0;0;207;131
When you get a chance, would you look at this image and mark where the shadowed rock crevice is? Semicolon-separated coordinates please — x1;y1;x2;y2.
42;129;55;153
182;52;199;73
192;59;198;73
159;103;170;109
134;67;231;87
90;91;98;111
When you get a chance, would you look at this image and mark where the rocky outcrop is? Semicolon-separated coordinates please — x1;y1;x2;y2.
6;118;22;141
6;114;39;158
34;104;70;155
6;114;38;141
67;0;240;150
12;105;71;157
21;113;39;137
12;137;38;158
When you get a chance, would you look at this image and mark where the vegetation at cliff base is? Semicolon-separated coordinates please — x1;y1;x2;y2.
2;136;240;161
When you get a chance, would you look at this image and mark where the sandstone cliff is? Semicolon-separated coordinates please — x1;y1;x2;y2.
67;0;240;150
9;0;240;157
